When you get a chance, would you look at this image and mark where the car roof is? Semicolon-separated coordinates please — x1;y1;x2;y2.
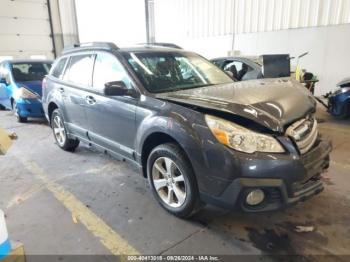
5;59;53;64
119;45;187;53
61;43;188;56
212;56;260;61
212;56;262;67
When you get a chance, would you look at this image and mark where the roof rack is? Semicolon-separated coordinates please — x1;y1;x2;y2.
138;42;183;49
62;42;119;54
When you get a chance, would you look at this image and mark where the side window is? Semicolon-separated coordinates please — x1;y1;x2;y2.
51;58;68;79
221;60;233;69
64;54;94;87
224;61;242;72
92;52;132;92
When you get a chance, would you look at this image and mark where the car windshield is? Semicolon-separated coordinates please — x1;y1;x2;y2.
122;51;233;93
11;62;51;82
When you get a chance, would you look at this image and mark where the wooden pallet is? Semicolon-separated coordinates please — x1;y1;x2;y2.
0;128;15;155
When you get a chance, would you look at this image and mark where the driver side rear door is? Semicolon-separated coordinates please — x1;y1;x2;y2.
85;51;138;159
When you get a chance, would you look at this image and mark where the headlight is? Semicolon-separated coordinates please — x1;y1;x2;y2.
205;115;285;154
17;87;37;99
339;87;350;93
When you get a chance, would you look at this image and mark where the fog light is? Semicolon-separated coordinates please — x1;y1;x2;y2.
246;189;265;206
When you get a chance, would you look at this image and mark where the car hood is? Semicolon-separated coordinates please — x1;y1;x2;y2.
17;81;43;97
156;78;316;133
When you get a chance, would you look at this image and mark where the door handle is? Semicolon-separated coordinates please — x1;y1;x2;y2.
85;95;96;105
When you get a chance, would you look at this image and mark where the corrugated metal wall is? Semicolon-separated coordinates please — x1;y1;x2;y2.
154;0;350;38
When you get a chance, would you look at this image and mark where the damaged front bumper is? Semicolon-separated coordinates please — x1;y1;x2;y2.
200;137;332;212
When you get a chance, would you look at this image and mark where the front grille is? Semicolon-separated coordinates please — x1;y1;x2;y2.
286;116;318;154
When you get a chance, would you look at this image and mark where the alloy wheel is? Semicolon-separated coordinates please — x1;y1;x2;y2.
151;157;187;208
53;115;66;146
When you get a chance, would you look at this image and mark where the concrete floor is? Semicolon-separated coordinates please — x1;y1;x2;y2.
0;106;350;261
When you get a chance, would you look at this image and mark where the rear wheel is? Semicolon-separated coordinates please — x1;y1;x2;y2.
51;108;79;151
12;100;27;123
147;143;201;218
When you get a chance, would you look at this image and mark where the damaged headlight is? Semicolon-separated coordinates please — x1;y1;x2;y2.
205;115;285;154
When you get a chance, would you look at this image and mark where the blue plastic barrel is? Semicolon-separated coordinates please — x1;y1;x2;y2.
0;210;11;260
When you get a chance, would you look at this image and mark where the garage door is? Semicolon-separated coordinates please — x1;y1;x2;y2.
0;0;54;60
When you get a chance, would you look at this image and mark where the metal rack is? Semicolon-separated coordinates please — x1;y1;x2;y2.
62;42;119;54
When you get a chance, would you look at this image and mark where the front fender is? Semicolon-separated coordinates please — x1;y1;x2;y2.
135;110;203;163
134;104;236;197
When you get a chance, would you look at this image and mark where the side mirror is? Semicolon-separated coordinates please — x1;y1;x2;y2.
104;81;133;96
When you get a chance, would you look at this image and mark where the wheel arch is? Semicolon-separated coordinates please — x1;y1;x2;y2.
140;132;191;178
48;102;59;124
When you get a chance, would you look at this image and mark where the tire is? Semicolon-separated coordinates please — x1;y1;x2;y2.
147;143;201;218
12;100;27;123
51;108;79;152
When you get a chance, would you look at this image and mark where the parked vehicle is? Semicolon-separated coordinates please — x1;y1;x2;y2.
43;42;331;218
0;60;52;122
212;54;319;94
325;77;350;118
211;56;262;81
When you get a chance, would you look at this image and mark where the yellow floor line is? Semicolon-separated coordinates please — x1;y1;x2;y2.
21;160;139;256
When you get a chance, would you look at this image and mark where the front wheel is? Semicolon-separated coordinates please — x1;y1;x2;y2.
147;143;201;218
51;108;79;152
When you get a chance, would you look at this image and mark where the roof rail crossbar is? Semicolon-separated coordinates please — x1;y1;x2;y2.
62;42;119;54
138;43;183;49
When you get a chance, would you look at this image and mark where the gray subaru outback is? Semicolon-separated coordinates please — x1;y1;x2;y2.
42;42;331;218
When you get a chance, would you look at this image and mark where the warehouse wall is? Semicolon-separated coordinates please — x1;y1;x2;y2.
153;0;350;95
49;0;80;57
154;0;350;39
75;0;146;47
234;24;350;95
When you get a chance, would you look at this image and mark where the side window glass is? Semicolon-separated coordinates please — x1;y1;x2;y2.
224;61;243;72
65;54;94;86
51;58;67;79
93;53;132;92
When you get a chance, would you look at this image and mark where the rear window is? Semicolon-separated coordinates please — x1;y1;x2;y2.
11;62;51;82
63;54;94;86
51;58;68;79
